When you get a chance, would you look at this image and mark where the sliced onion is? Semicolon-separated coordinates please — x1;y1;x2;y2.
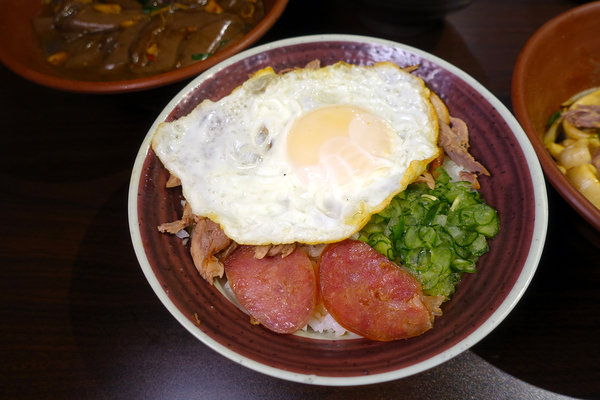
561;86;600;107
557;138;592;169
566;164;600;209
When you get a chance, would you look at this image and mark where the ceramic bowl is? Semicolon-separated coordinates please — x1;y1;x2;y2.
128;34;548;385
0;0;287;94
512;1;600;230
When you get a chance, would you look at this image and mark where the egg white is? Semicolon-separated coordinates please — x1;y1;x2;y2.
152;61;440;245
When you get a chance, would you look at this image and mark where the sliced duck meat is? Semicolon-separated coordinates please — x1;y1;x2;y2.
190;216;232;284
439;117;490;176
563;105;600;129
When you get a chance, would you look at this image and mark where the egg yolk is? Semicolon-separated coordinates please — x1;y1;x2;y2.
286;105;392;186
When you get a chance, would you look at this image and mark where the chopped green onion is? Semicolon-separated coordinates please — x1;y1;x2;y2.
359;167;499;299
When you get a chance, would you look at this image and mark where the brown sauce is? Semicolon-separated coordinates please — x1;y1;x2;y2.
33;0;265;81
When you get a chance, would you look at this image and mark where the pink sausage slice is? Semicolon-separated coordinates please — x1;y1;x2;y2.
318;240;434;341
224;246;317;334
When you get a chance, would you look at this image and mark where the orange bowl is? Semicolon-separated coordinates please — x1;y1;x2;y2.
512;1;600;231
0;0;287;94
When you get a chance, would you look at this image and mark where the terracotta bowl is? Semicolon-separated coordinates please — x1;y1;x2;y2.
512;1;600;231
128;35;548;385
0;0;287;94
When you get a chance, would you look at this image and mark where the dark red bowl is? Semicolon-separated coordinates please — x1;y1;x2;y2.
128;35;548;385
512;1;600;231
0;0;287;94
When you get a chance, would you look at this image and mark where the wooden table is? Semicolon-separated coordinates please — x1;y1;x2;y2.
2;0;599;398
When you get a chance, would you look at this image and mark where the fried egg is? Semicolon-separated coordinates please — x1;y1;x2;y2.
152;61;440;245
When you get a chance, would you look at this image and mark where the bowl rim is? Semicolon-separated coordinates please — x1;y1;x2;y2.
0;0;288;94
128;33;548;385
511;1;600;231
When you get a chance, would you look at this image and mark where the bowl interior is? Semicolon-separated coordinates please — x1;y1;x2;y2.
512;1;600;230
0;0;287;93
130;35;547;385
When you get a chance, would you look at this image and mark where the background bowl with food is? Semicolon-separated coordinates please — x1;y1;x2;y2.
129;34;548;385
512;1;600;231
0;0;288;94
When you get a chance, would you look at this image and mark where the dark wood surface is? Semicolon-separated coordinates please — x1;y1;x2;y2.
2;0;599;398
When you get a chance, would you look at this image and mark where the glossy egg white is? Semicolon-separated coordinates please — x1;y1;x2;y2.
151;61;440;245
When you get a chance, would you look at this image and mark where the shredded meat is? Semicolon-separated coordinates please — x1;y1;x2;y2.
166;174;181;188
429;91;488;186
253;243;296;259
439;117;490;177
253;245;271;259
300;243;327;259
563;105;600;128
459;171;481;189
423;295;445;318
304;59;321;70
430;92;450;125
279;59;321;75
190;216;231;284
415;171;435;189
215;241;239;261
428;154;445;179
157;202;194;234
402;64;420;74
448;117;470;147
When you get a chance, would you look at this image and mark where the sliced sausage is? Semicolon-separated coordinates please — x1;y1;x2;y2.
224;246;317;334
318;239;435;341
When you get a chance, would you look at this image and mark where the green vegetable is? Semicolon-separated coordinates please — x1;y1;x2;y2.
137;0;163;14
191;53;213;61
191;40;229;61
547;110;562;129
358;168;499;299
